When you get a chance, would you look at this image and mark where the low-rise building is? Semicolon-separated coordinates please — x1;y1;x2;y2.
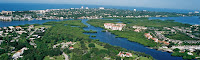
1;11;12;15
69;46;74;50
132;26;147;30
117;51;133;57
15;26;22;30
9;26;15;30
144;33;170;45
0;16;12;21
0;31;3;35
144;33;152;39
104;23;126;31
16;31;27;34
12;47;29;60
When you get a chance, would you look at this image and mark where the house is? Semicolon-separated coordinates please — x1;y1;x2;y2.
134;29;141;32
53;41;76;49
0;31;3;35
32;35;38;37
187;52;193;55
163;41;170;45
8;26;15;30
132;26;147;30
117;51;133;57
144;33;153;39
116;23;126;27
15;26;22;29
0;16;12;21
152;38;159;42
12;47;29;60
144;33;170;45
28;25;34;29
66;41;73;45
1;11;12;15
3;27;7;29
16;31;27;34
0;40;4;45
29;38;36;40
69;46;74;50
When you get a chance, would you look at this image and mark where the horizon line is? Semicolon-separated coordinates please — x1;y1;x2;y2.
0;2;200;11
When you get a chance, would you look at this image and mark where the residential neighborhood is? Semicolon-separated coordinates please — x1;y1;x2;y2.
0;25;47;60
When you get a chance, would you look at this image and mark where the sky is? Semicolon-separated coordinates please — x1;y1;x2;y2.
1;0;200;10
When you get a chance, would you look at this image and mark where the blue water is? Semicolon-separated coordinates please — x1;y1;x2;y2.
0;20;67;27
0;3;199;13
149;16;200;25
0;3;199;60
81;19;182;60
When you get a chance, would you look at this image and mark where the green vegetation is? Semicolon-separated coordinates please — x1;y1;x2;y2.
171;48;196;59
43;20;87;28
164;33;197;40
91;35;96;37
87;18;200;59
88;18;190;28
87;17;194;47
44;56;65;60
111;31;159;47
84;30;97;33
0;20;153;60
35;25;52;28
88;43;95;48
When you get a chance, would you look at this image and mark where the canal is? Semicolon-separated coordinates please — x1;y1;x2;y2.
81;19;183;60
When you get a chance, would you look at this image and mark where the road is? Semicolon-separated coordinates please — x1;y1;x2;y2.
62;52;69;60
26;28;38;39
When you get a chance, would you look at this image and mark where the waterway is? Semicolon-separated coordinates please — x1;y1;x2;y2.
149;16;200;25
0;18;193;60
81;19;183;60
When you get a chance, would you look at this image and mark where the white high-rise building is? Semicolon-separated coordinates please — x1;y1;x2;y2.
143;10;147;12
189;12;193;14
194;11;199;13
133;9;137;11
81;6;84;9
99;7;104;9
86;7;89;9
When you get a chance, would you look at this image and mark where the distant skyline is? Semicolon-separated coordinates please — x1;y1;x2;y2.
1;0;200;10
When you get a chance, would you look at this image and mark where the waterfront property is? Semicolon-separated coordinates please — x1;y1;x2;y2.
133;25;147;32
0;16;12;21
104;23;126;31
1;11;12;15
171;45;200;52
144;33;170;45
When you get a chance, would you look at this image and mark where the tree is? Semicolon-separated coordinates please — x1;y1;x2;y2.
173;48;180;52
88;43;95;48
183;55;195;59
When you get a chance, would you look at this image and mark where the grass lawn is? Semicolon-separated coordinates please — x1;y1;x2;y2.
139;56;150;60
165;33;197;40
35;25;52;28
73;41;81;48
43;55;65;60
132;55;138;59
94;43;106;50
86;43;106;50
